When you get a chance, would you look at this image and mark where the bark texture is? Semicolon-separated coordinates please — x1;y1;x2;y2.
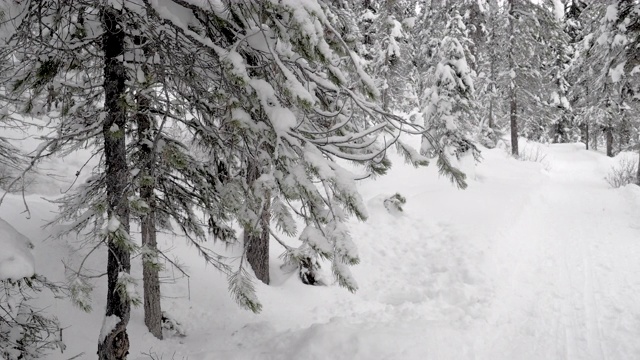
585;123;589;150
245;163;270;284
508;0;518;157
605;126;614;157
637;144;640;186
136;93;163;339
98;6;131;360
509;92;518;156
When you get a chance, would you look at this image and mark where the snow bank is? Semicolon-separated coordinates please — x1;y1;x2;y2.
0;217;35;280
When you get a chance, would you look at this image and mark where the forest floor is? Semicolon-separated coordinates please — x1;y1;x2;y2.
4;139;640;360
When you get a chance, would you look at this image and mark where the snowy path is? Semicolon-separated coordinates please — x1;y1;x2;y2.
481;145;640;359
209;144;640;360
156;144;640;360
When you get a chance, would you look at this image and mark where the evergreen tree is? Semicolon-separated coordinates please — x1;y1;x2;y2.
569;2;607;151
504;0;567;154
473;0;506;148
359;0;417;112
414;2;478;186
548;5;574;143
159;0;429;296
598;1;640;168
0;5;437;358
576;2;636;157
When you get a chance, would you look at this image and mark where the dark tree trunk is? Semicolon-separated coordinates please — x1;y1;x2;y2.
98;6;131;360
136;94;163;339
585;122;589;150
510;92;518;157
245;163;270;284
637;144;640;185
488;59;495;130
508;0;518;157
488;100;494;128
605;126;614;157
245;199;270;284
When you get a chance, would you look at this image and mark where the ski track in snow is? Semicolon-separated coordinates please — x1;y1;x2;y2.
4;142;640;360
479;144;640;360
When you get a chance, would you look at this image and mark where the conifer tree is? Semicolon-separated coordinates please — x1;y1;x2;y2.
473;0;506;148
503;0;567;154
598;1;640;166
413;3;478;186
359;0;417;112
576;2;637;157
156;0;429;296
569;3;607;150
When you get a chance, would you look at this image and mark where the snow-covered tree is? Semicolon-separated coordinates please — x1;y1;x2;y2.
413;3;478;186
569;2;606;151
502;0;568;154
573;1;640;157
596;1;640;168
359;0;417;111
473;0;506;148
161;0;429;297
0;2;436;357
548;6;574;143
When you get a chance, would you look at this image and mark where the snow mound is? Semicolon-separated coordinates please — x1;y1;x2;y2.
0;217;35;280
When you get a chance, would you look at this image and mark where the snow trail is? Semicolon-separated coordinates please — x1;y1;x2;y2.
481;144;640;359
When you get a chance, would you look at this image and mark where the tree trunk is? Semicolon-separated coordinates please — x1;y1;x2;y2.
488;54;495;131
245;163;270;284
136;94;163;339
510;92;518;157
637;143;640;185
605;126;614;157
508;0;518;157
245;199;270;284
585;122;589;150
98;6;131;360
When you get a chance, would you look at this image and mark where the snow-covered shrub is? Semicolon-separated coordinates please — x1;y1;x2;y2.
605;156;638;188
383;193;407;214
516;144;550;170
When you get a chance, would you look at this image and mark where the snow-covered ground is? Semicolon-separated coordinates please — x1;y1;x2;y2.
3;139;640;359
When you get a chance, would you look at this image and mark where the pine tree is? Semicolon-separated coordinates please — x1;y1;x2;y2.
413;2;478;187
569;3;607;151
98;5;132;359
502;0;567;154
601;1;640;169
548;3;574;143
149;0;431;297
576;2;636;157
473;0;506;148
359;0;417;112
0;2;133;357
564;0;590;147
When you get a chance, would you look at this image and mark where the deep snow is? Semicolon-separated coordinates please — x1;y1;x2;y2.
3;139;640;359
0;218;35;280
